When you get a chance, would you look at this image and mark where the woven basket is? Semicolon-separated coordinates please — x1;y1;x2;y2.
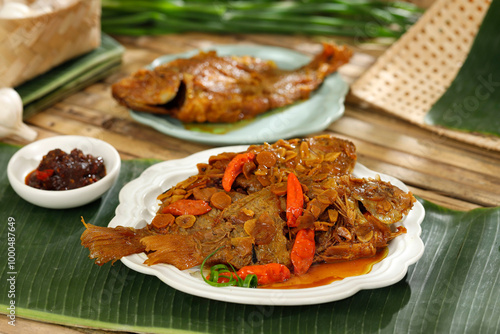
0;0;101;88
351;0;498;151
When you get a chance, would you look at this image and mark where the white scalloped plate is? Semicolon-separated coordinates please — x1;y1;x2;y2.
129;45;349;146
109;146;425;305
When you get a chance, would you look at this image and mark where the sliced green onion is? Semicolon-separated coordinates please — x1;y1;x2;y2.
101;0;423;39
200;247;258;288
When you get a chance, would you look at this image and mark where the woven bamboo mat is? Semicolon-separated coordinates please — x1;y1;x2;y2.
351;0;499;151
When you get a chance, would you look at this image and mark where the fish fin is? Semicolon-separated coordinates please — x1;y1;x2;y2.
80;223;148;265
141;234;203;269
306;43;353;76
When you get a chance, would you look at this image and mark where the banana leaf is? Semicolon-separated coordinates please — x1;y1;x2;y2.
0;143;499;333
15;34;124;120
425;0;500;137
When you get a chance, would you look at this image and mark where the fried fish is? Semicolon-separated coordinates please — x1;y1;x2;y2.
111;43;352;123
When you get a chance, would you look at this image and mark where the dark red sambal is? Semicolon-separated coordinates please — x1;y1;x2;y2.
25;148;106;190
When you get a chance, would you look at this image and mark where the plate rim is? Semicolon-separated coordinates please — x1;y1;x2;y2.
109;145;426;306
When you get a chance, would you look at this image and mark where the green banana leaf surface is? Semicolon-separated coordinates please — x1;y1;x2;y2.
425;0;500;137
16;34;124;120
0;143;499;333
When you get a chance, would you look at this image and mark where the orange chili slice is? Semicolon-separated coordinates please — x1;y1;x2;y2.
237;263;291;285
286;172;303;227
291;228;315;276
161;199;212;216
222;152;255;192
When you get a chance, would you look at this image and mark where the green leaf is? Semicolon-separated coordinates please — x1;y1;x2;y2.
425;0;500;137
200;248;259;288
15;34;124;120
100;0;422;39
0;143;499;333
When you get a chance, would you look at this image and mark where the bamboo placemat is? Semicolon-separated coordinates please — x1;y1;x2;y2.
351;0;499;151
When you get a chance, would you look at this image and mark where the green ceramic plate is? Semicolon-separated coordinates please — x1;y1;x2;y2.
130;45;349;145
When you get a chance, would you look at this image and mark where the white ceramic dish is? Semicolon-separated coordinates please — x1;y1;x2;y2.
129;45;349;146
109;146;425;306
7;135;121;209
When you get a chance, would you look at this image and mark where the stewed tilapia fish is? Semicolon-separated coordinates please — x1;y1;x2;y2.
81;136;415;276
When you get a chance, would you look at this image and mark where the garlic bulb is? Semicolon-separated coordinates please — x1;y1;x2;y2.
0;1;32;18
0;0;76;18
0;88;37;141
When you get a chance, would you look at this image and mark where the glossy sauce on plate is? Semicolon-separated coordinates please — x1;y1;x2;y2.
183;105;290;134
262;248;388;289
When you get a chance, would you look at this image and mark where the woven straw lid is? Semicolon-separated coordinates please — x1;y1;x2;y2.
351;0;499;151
0;0;101;88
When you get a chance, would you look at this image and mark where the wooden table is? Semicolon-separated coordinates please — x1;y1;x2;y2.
2;32;500;334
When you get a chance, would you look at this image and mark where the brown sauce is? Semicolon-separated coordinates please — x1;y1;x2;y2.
261;247;388;289
25;148;106;191
183;104;292;134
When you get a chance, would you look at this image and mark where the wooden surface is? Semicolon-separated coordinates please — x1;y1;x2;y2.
1;32;500;334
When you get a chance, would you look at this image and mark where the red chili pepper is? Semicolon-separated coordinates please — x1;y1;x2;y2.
222;152;255;192
208;272;238;284
286;172;303;227
290;229;315;276
161;199;212;216
237;263;291;285
36;169;54;181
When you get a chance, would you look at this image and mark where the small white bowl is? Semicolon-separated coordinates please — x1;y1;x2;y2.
7;135;121;209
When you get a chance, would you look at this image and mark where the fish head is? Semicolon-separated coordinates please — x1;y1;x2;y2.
111;68;183;114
